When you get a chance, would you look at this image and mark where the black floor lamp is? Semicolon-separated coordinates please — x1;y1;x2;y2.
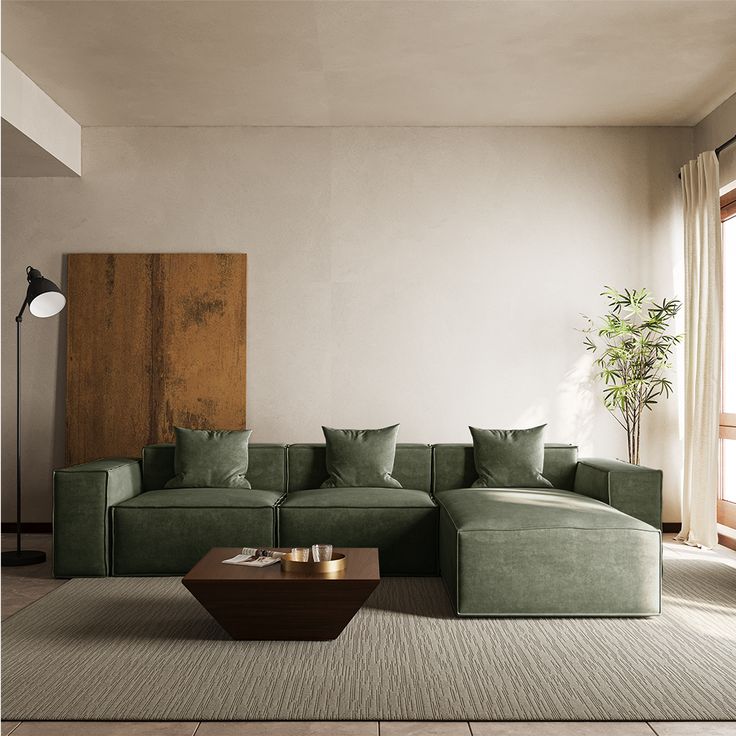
2;267;66;567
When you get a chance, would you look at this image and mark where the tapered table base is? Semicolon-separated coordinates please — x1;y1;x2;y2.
183;547;380;640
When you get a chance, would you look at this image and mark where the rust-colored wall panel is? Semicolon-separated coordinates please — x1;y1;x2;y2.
65;253;247;464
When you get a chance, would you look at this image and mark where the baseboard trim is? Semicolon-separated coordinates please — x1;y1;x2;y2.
1;522;52;534
662;522;681;533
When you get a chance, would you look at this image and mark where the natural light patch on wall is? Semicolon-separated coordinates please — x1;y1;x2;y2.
1;55;81;177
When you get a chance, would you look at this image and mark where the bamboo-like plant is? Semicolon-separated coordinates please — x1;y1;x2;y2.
581;287;683;465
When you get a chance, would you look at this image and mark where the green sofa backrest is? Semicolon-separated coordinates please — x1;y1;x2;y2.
141;441;576;494
141;443;287;492
433;443;578;492
287;444;433;493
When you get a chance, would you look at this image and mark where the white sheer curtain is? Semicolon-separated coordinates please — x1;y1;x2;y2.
677;151;722;548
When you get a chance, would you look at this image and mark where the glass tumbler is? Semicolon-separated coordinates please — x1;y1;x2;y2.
290;547;310;562
311;544;333;562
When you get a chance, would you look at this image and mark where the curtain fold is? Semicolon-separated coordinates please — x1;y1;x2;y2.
676;151;722;549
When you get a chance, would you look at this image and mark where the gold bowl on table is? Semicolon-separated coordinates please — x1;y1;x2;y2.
281;552;346;574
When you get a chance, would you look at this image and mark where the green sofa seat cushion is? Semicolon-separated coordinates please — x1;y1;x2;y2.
116;487;283;510
436;487;657;532
279;487;438;575
112;488;283;575
281;487;435;509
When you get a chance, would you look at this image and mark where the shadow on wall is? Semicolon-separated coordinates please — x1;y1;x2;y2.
512;354;598;452
554;354;598;452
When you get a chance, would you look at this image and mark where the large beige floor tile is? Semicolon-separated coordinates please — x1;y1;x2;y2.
381;723;471;736
196;723;378;736
470;723;653;736
1;534;66;620
11;722;198;736
649;723;736;736
1;723;21;736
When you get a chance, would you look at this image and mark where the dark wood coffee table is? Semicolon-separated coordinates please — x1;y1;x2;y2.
182;547;380;641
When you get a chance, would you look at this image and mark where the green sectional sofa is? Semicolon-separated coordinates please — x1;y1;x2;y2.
53;442;662;616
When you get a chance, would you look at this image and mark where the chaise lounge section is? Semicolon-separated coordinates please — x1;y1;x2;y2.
434;444;662;616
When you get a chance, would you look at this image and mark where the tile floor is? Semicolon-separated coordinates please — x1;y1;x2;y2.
2;533;735;736
1;534;65;620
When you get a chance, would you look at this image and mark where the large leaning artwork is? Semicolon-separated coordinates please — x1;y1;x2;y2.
66;253;247;464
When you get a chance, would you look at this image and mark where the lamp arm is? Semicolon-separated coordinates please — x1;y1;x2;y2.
15;298;28;323
16;266;36;321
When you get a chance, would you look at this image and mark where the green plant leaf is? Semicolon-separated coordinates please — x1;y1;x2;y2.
580;286;683;464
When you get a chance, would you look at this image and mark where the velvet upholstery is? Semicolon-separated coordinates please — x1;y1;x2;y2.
574;458;663;530
321;425;402;488
165;428;252;489
282;486;435;508
279;487;438;575
433;444;578;492
282;443;435;573
469;425;552;488
436;486;656;531
54;438;662;615
119;487;283;509
142;443;287;493
112;488;283;575
53;458;142;577
437;487;661;616
288;444;432;492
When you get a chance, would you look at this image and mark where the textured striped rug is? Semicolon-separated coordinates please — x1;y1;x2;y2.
2;558;735;721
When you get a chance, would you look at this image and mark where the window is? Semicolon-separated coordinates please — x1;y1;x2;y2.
719;187;736;529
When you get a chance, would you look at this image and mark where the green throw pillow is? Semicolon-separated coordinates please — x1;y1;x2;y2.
165;427;252;489
469;424;552;489
321;425;402;488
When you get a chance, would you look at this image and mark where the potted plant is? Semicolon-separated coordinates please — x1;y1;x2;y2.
581;287;683;465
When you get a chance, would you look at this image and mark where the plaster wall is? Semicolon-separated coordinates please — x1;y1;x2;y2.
1;125;692;522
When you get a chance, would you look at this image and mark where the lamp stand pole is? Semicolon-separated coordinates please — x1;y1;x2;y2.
2;302;47;566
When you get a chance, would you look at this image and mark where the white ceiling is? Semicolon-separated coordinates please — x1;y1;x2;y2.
3;0;736;127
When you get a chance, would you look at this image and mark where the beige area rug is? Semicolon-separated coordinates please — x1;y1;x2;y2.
2;559;735;721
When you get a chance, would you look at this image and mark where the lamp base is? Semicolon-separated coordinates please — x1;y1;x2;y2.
1;549;47;567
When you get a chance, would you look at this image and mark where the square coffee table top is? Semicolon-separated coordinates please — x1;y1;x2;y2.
183;547;380;583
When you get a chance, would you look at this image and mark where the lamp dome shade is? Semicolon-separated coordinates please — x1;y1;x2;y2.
25;269;66;318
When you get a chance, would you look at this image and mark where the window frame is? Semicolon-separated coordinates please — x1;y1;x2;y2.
718;187;736;531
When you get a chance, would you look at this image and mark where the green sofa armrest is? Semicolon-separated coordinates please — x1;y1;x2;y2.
574;458;662;530
53;458;142;577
